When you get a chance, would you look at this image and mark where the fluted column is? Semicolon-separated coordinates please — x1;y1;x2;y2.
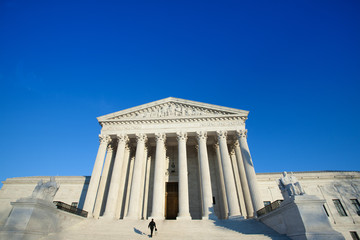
123;153;134;218
103;134;129;218
93;142;115;218
217;130;241;217
139;145;149;218
233;139;253;218
213;143;228;219
127;133;147;219
236;129;263;215
176;132;191;220
83;134;111;215
150;133;166;220
230;147;246;216
142;152;152;219
196;131;213;219
116;145;131;219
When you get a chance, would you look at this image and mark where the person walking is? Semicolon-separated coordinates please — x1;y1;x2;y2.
148;218;157;237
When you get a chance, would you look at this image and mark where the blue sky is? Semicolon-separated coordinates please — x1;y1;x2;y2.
0;0;359;187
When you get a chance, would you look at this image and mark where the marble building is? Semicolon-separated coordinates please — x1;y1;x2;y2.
0;97;359;240
83;97;263;220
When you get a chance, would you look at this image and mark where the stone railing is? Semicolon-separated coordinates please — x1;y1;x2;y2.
256;200;283;217
53;201;88;217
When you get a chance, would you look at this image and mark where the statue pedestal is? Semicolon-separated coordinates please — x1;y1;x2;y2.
0;198;60;240
259;195;345;240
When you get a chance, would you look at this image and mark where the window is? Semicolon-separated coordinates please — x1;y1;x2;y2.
263;201;271;207
350;231;360;240
333;199;347;216
351;199;360;216
323;205;329;217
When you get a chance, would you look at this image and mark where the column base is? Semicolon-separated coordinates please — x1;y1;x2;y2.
102;214;117;220
176;215;192;220
124;214;141;220
148;216;165;221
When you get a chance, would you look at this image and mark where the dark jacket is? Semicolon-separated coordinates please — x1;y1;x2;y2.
148;221;156;229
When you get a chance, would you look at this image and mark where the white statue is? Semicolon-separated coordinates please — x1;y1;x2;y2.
279;171;305;200
31;176;59;202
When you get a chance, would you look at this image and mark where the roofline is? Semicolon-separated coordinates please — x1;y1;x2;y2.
97;97;249;122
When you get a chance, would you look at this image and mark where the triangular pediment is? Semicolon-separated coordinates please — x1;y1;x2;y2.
97;97;248;122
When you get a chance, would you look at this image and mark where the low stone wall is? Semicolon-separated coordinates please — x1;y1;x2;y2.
258;195;345;240
0;197;84;240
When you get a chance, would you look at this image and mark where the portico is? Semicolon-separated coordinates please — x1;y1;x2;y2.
83;97;263;220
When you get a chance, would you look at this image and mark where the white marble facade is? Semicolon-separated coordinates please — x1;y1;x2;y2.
82;97;263;220
1;172;360;238
1;98;359;239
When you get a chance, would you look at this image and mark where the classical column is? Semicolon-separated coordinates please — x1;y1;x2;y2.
123;153;134;218
213;143;228;219
142;152;152;219
196;131;213;219
236;129;263;215
233;139;253;218
127;133;147;219
139;145;148;218
176;132;191;220
93;142;115;218
116;145;131;219
150;133;167;220
103;134;129;218
83;134;111;215
217;130;241;217
230;147;246;216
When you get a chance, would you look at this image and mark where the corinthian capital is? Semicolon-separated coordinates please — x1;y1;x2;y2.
117;134;129;143
235;129;248;139
107;143;115;152
216;130;227;140
155;132;166;142
176;132;187;142
196;131;207;141
136;133;148;143
99;134;111;144
233;138;240;147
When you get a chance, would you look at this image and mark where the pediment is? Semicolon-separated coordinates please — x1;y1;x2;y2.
97;97;248;122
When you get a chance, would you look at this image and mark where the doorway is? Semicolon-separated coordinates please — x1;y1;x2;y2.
165;182;178;219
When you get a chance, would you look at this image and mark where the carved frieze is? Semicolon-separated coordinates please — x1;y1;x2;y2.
109;102;233;120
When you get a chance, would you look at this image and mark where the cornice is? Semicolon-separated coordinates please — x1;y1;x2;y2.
99;115;246;126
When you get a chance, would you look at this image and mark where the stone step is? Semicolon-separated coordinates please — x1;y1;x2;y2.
44;219;290;240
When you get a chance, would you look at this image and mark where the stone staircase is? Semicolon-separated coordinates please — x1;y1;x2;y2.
45;218;290;240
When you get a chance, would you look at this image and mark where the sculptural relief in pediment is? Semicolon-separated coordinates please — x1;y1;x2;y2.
109;102;233;120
